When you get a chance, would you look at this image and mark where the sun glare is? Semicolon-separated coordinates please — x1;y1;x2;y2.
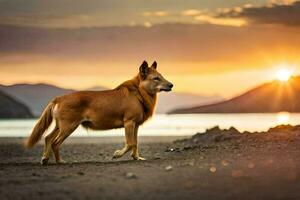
276;68;293;82
276;112;290;125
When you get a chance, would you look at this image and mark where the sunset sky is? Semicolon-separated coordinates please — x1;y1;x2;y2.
1;0;300;98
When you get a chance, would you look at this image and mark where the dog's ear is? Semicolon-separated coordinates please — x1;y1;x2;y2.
151;61;157;69
139;61;149;79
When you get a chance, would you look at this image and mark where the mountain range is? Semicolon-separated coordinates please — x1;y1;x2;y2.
5;76;300;117
0;84;76;116
0;83;221;117
156;92;221;114
170;76;300;114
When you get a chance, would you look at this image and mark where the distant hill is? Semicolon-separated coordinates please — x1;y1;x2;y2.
0;83;76;116
156;92;223;114
0;90;33;118
169;76;300;114
86;86;109;91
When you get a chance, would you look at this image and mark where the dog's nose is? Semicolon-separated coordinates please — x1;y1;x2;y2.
168;83;174;88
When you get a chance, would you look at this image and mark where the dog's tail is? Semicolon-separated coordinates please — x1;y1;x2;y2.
24;101;55;148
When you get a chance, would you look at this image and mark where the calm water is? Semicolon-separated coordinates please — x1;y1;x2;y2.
0;113;299;137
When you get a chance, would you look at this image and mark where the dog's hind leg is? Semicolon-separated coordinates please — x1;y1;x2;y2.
51;122;78;164
113;120;136;159
41;126;59;165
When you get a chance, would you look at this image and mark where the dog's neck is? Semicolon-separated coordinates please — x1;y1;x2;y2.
134;76;157;122
137;83;157;122
116;76;157;122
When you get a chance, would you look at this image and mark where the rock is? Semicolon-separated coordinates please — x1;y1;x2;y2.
228;127;240;134
268;124;294;133
221;160;229;166
293;125;300;131
175;124;300;153
165;165;173;171
125;172;137;179
243;131;251;135
165;147;180;152
209;166;217;173
206;126;222;134
165;147;172;152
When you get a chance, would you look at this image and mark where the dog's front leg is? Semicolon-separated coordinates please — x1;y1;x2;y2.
113;120;138;159
130;125;145;160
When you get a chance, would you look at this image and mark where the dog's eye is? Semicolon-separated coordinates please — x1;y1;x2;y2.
153;77;160;81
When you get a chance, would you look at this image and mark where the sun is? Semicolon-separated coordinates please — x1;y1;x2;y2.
276;68;293;82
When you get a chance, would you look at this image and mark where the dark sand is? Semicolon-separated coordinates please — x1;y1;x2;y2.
1;126;300;200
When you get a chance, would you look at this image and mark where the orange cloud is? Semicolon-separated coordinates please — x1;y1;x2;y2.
268;0;297;6
142;11;168;17
194;15;246;26
181;9;203;16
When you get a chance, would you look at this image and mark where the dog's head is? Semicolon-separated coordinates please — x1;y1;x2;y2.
138;61;173;95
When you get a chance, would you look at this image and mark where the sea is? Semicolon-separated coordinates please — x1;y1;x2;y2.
0;112;299;137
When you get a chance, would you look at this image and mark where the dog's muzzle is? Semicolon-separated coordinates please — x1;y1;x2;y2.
160;83;173;92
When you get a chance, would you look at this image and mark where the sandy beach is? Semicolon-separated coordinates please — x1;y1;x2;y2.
1;126;300;200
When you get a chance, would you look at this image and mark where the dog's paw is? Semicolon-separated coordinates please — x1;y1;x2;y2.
132;156;146;161
112;150;122;159
40;157;49;165
56;159;67;164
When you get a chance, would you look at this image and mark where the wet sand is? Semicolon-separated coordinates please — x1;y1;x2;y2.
1;126;300;200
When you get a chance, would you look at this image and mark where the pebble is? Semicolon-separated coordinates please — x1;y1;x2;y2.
165;147;181;152
125;172;137;179
165;165;173;171
221;160;229;166
209;166;217;173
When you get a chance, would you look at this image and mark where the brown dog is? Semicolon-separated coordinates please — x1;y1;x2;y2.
25;61;173;164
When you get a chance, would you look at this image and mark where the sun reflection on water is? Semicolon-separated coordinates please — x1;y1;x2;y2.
276;112;290;125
